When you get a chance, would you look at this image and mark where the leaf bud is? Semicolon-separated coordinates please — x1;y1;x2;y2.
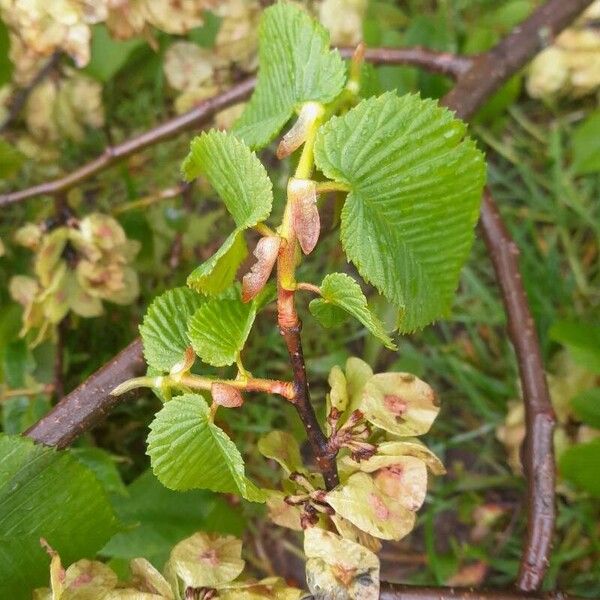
288;178;320;255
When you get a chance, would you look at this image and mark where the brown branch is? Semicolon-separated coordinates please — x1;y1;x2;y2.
0;78;256;207
443;0;595;121
0;51;61;134
25;338;145;448
0;48;474;208
378;585;580;600
340;47;473;79
478;190;556;592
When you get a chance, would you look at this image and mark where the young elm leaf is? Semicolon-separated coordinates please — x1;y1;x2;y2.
233;2;345;149
188;230;248;296
147;393;266;502
314;91;486;332
139;287;205;372
187;288;256;367
310;273;396;349
181;131;273;295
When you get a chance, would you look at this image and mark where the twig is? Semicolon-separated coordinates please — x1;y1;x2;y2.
0;78;256;207
25;338;145;448
112;184;187;215
339;46;473;79
442;0;595;120
436;0;596;586
111;372;295;401
478;190;556;592
277;185;339;487
377;585;580;600
0;52;61;134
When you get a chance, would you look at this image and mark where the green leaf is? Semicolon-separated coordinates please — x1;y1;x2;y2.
572;110;600;175
102;470;245;567
187;12;222;47
0;434;121;598
0;19;12;85
325;472;416;540
71;447;128;497
0;138;25;180
139;287;206;372
571;388;600;429
188;288;256;367
182;131;272;294
0;536;54;600
550;320;600;374
559;439;600;498
147;393;266;502
84;24;144;82
314;91;486;332
304;527;380;600
181;131;272;223
310;273;396;349
258;430;303;475
328;365;348;412
360;372;440;436
188;230;248;295
233;2;345;149
2;396;50;435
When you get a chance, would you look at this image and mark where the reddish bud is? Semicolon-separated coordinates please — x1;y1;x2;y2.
277;102;323;159
242;236;280;302
289;178;320;255
211;383;244;408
